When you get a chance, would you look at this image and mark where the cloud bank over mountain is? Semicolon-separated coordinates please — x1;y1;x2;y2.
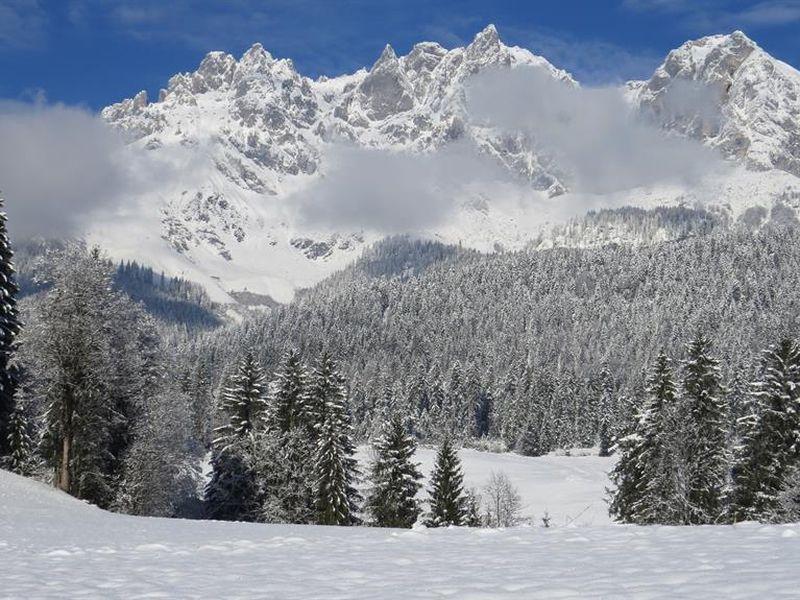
465;66;725;195
0;101;149;239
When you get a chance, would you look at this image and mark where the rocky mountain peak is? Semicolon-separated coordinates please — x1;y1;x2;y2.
372;44;399;70
239;42;275;70
634;30;800;176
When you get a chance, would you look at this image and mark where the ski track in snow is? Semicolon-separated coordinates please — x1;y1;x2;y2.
3;453;800;599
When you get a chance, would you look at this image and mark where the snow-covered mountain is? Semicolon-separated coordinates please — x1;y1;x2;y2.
632;30;800;176
94;26;800;303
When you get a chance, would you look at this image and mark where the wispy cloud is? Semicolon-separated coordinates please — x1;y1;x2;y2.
622;0;800;30
502;25;662;84
0;0;47;49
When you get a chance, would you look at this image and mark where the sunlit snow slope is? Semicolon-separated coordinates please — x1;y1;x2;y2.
4;451;800;599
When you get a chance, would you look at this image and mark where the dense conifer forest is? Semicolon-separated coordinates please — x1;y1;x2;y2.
2;202;800;526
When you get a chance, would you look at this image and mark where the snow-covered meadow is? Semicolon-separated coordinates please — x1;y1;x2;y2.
4;450;800;599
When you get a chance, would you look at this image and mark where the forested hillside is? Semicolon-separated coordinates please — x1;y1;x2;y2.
14;240;221;330
188;216;800;453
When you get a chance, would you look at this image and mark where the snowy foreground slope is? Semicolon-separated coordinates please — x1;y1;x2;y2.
4;453;800;599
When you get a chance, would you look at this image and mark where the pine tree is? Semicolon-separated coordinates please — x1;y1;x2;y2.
0;197;21;460
731;339;800;522
206;353;269;521
682;334;728;524
608;395;648;523
6;405;33;475
214;351;268;447
426;436;466;526
205;440;260;522
314;414;358;525
366;414;423;528
596;367;616;457
630;353;688;524
516;414;546;457
267;349;309;433
310;353;361;525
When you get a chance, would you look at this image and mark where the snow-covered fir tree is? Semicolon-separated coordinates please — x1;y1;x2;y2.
0;197;21;460
205;441;260;522
682;334;728;524
630;353;688;524
731;339;800;522
310;353;360;525
267;349;309;434
6;404;33;475
206;353;270;521
366;414;423;528
463;488;483;527
314;414;358;525
608;404;647;523
426;436;466;527
214;351;268;446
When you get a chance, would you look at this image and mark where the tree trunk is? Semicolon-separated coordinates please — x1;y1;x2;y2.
57;434;71;493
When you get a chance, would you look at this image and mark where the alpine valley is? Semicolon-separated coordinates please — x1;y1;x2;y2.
92;25;800;304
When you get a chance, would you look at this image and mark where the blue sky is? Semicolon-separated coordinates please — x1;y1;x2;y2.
1;0;800;110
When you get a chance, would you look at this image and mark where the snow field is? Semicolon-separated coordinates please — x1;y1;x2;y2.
3;451;800;599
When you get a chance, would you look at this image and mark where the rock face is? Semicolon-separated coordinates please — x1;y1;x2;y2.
97;26;800;303
633;31;800;176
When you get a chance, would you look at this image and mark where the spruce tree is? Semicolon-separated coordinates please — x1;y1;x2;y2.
630;353;688;524
206;353;268;521
426;436;466;526
310;354;361;525
682;334;728;524
516;415;547;457
205;441;260;521
314;414;357;525
267;349;309;433
6;405;33;475
0;197;21;460
366;414;423;528
214;351;268;447
732;339;800;522
608;397;647;523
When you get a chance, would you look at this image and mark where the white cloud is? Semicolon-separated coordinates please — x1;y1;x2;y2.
0;101;156;239
292;141;507;233
465;67;724;195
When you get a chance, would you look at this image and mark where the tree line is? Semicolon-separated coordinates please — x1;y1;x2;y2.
205;350;517;528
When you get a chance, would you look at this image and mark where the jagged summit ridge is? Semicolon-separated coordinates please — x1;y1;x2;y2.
95;26;800;304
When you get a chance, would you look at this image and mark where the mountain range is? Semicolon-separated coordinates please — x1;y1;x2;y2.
91;25;800;304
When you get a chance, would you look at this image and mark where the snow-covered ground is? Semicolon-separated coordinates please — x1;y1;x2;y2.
374;447;613;526
3;452;800;599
